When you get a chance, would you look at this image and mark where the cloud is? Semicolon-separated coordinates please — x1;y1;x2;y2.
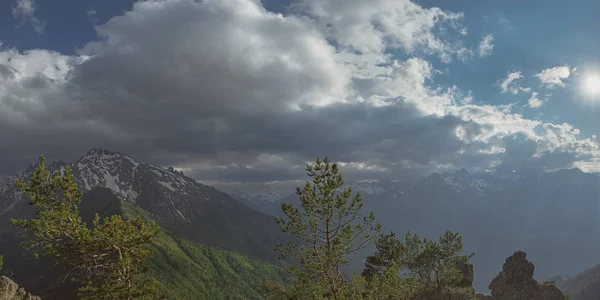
499;71;530;94
527;92;544;108
12;0;46;34
500;71;522;93
0;0;598;184
291;0;481;64
478;34;494;57
535;66;571;88
87;9;98;23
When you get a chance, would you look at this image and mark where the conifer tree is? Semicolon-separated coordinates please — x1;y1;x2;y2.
403;231;474;299
361;232;404;280
363;230;475;300
11;156;159;300
272;157;381;299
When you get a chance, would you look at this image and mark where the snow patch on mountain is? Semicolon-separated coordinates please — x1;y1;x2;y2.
0;148;212;224
159;181;177;192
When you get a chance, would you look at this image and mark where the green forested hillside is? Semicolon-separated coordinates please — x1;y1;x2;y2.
147;233;284;299
1;187;285;300
121;194;287;300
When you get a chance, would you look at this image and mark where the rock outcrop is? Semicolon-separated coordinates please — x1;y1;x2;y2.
0;276;40;300
457;261;475;288
477;251;565;300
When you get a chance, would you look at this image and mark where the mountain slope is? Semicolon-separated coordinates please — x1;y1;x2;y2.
0;149;290;299
119;191;286;300
551;265;600;300
1;186;285;299
0;149;284;263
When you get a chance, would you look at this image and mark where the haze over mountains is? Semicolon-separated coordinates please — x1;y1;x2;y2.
225;166;600;292
1;148;600;296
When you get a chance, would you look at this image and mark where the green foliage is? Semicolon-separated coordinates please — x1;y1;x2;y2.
263;156;477;300
361;232;404;280
271;157;381;299
76;214;160;299
363;231;475;300
11;156;159;300
148;233;286;299
403;231;475;299
121;200;286;300
347;263;412;300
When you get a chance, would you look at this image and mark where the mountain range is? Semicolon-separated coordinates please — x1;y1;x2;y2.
229;167;600;293
0;149;286;299
2;148;600;297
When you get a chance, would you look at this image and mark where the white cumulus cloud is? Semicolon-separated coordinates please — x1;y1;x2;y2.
0;0;598;182
527;92;544;108
535;66;571;88
478;34;494;57
499;71;530;94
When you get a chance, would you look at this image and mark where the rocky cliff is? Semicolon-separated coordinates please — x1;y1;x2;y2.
477;251;565;300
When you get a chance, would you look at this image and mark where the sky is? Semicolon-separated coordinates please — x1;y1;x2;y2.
1;0;600;186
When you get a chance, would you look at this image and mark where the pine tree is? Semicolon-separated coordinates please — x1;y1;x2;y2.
11;156;160;299
272;157;381;299
403;231;475;299
76;214;159;299
361;232;404;280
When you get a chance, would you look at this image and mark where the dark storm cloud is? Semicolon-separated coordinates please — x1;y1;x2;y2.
0;0;598;182
162;104;477;182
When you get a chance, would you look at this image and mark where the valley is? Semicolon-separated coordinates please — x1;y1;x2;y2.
226;168;600;294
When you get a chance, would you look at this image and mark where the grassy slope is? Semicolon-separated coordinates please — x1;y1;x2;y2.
121;199;285;300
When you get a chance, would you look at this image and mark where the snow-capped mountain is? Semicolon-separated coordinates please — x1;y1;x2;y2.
70;148;210;224
336;169;508;200
221;168;502;208
401;168;513;195
0;148;283;262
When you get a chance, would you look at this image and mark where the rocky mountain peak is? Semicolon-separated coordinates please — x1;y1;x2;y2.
73;149;142;198
413;168;491;194
0;148;287;286
84;148;125;157
443;168;473;184
454;168;470;177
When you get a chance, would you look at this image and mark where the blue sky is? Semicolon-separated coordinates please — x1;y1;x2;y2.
1;0;600;183
0;0;133;53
